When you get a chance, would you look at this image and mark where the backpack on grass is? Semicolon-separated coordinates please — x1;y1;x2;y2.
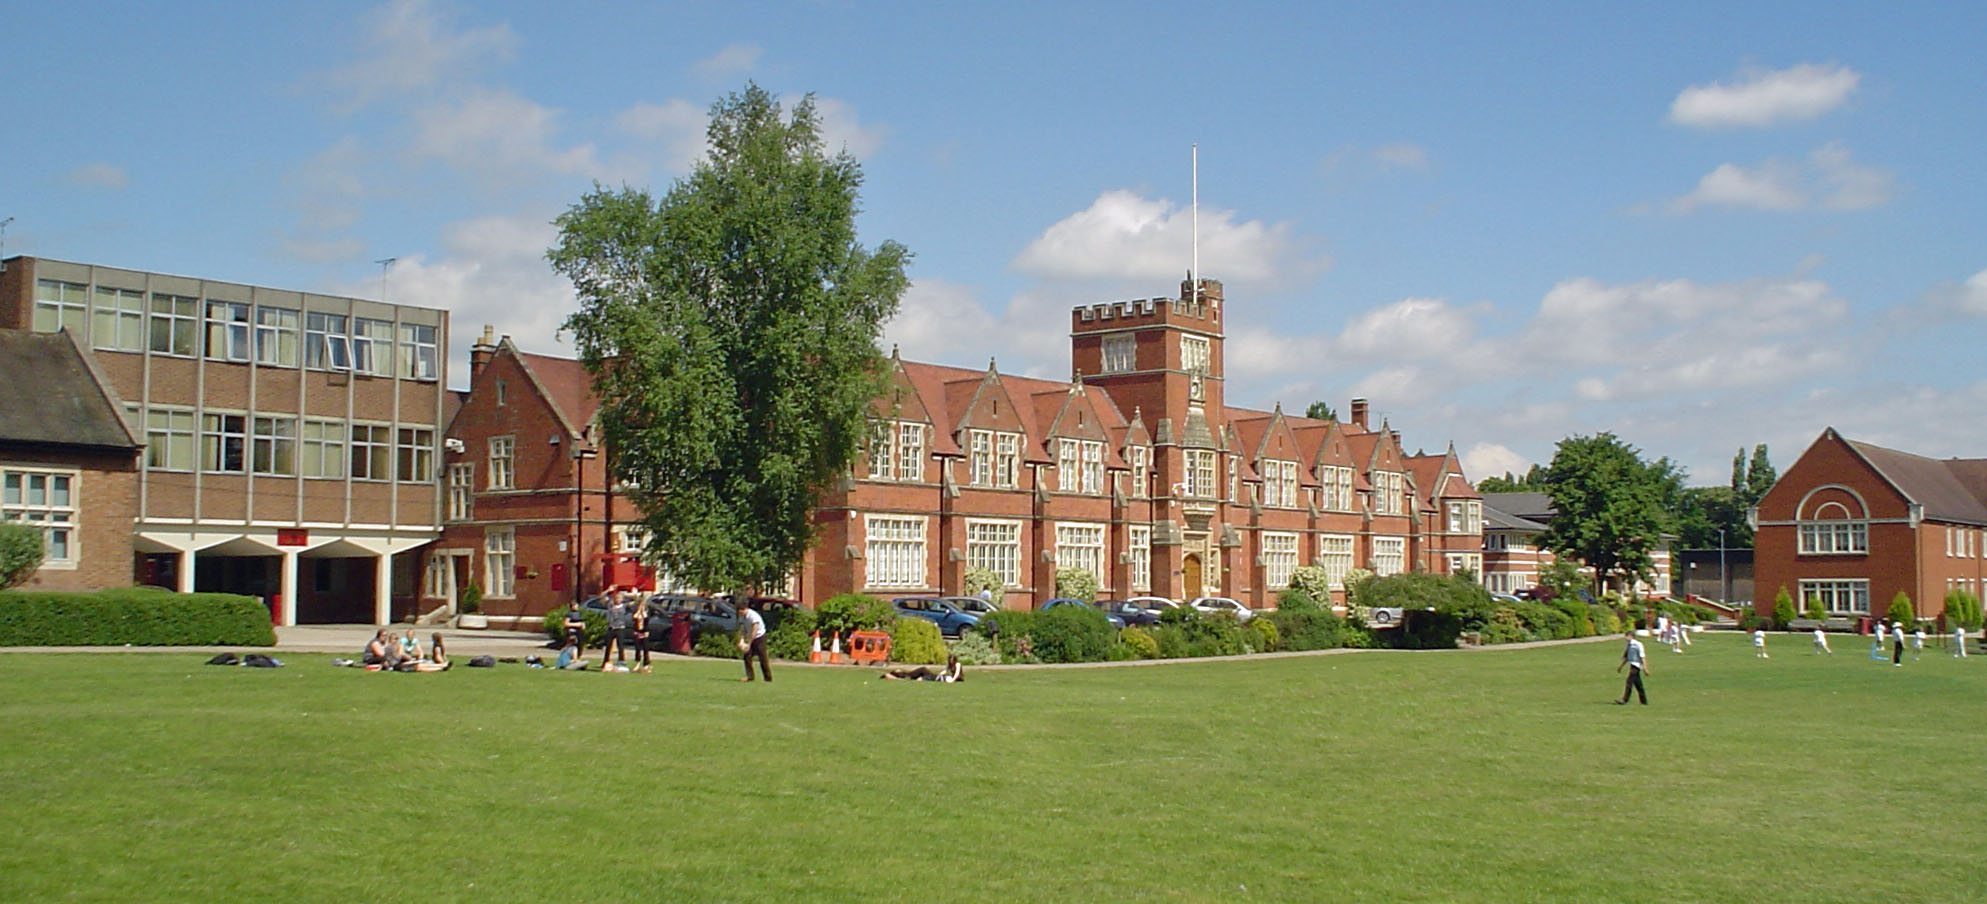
205;653;239;666
242;654;283;668
468;655;496;668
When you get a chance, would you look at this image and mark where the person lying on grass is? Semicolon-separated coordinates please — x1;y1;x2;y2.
882;655;963;683
413;633;450;672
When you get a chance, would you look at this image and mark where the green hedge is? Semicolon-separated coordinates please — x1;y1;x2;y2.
541;607;609;647
0;588;276;646
889;617;948;664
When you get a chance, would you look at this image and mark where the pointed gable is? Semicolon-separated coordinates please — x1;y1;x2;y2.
502;344;598;439
948;363;1048;462
873;355;948;452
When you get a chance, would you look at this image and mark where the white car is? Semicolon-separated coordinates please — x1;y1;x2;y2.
1188;596;1253;622
1125;595;1181;614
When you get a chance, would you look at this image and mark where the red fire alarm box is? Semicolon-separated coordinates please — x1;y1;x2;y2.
277;528;309;547
549;562;568;592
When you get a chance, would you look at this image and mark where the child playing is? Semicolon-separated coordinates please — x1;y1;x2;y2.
1812;626;1831;654
1752;627;1769;659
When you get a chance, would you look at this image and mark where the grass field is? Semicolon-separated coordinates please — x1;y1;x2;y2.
2;631;1982;903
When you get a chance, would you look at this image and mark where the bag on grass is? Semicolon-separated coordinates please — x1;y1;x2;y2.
468;655;496;668
242;654;283;668
205;653;239;666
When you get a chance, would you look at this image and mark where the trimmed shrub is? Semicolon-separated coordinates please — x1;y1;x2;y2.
694;629;742;659
1117;626;1160;659
1177;612;1248;657
0;588;275;646
764;605;816;661
1480;607;1527;645
1772;586;1796;629
961;566;1002;599
1152;624;1190;658
541;606;609;647
1285;566;1334;605
1030;602;1114;663
890;617;947;664
1269;608;1345;651
816;593;896;638
980;610;1038;662
949;631;1001;665
1246;617;1279;653
1805;593;1826;623
1276;588;1320;611
1887;591;1914;626
1340;568;1375;607
459;581;482;615
1944;590;1983;630
0;523;47;589
1589;606;1622;636
1053;567;1098;604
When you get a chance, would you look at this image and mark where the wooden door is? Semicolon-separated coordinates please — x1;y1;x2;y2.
1183;554;1203;599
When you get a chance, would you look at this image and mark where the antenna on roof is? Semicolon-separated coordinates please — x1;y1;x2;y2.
375;257;397;305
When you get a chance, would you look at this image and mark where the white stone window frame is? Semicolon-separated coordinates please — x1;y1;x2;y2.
966;518;1023;589
1128;524;1152;592
995;432;1021;488
1186;449;1217;499
1799;578;1869;615
92;285;146;353
1371;536;1406;577
896;422;924;482
1262;531;1298;589
2;467;79;568
485;527;516;598
1129;445;1149;498
863;514;927;590
488;436;516;490
446;463;474;521
969;429;993;487
1081;440;1104;495
1101;333;1136;374
1180;335;1211;375
1055;522;1106;587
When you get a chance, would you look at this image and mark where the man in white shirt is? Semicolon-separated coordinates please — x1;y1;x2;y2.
1615;632;1649;705
1955;624;1970;658
738;602;771;683
1812;626;1831;655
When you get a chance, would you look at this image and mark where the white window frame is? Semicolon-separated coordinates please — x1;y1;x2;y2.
424;551;449;598
488;436;516;490
1129;445;1149;497
995;432;1020;488
969;429;993;487
1127;524;1152;592
1081;440;1103;494
2;468;78;567
1371;536;1405;577
1180;335;1210;374
1263;531;1298;589
1318;534;1355;589
397;427;435;482
1798;521;1868;555
1101;334;1135;373
897;422;924;482
144;407;196;472
33;279;89;335
967;518;1022;589
251;415;297;476
205;300;251;362
1266;460;1298;508
349;423;392;481
200;412;247;473
1055;522;1106;587
1799;578;1869;615
1057;439;1081;492
92;285;146;352
1185;449;1216;499
300;418;346;479
149;293;200;357
305;312;351;371
1446;552;1482;576
398;322;438;381
254;307;300;367
485;527;515;598
447;463;473;521
351;317;395;377
863;515;927;590
867;420;894;479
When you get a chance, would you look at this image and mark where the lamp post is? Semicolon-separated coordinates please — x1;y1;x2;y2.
1718;527;1729;608
572;443;598;603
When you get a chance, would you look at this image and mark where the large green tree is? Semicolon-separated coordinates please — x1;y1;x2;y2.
1538;433;1680;593
1673;485;1750;549
550;84;910;593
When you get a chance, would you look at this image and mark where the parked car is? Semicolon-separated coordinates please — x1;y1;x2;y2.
1125;595;1182;613
1490;593;1524;606
1188;596;1253;622
891;596;981;637
1097;599;1161;628
950;595;1003;617
653;594;739;634
1040;597;1126;629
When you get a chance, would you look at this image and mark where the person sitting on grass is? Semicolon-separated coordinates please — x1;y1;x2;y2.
361;629;403;669
398;628;424;663
882;655;964;683
414;633;451;672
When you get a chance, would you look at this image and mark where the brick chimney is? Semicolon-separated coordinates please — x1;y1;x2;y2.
469;324;497;384
1350;398;1369;429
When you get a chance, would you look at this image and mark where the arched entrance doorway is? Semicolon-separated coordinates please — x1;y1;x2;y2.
1183;553;1203;599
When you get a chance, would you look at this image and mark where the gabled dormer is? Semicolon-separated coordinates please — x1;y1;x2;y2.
948;360;1034;490
863;351;938;483
1038;378;1115;495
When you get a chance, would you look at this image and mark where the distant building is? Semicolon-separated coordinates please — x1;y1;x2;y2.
1478;491;1673;598
1;256;448;623
0;329;143;590
432;278;1485;623
1752;427;1986;622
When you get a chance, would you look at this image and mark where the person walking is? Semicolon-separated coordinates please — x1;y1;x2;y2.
1870;620;1887;661
1812;626;1832;654
1752;627;1769;659
1913;626;1926;661
630;598;652;673
1955;624;1970;658
1615;632;1649;705
1892;621;1906;667
739;601;771;683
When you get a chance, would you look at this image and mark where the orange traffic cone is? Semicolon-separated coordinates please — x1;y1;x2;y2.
829;630;843;664
809;630;825;663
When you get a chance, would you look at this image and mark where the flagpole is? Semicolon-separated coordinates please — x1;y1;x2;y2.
1191;144;1199;304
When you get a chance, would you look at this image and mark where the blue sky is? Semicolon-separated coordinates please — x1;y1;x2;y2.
7;0;1984;483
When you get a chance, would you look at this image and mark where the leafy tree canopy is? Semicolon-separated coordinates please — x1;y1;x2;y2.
1478;463;1546;493
1673;485;1750;549
550;84;910;593
1538;433;1680;593
1304;401;1336;421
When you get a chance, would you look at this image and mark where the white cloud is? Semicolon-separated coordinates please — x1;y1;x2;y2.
812;96;887;160
1012;190;1327;287
1372;143;1428;169
410;88;605;181
276;137;372;263
64;162;128;190
325;0;517;108
615;98;709;173
1460;442;1532;484
694;43;762;78
1665;143;1892;213
883;279;1005;368
1336;297;1475;361
1669;62;1860;128
343;213;578;384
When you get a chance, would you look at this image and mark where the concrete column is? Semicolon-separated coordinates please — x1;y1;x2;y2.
374;551;392;625
177;548;197;593
279;550;299;627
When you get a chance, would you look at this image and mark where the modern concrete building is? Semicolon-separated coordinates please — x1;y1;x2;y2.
0;256;448;623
